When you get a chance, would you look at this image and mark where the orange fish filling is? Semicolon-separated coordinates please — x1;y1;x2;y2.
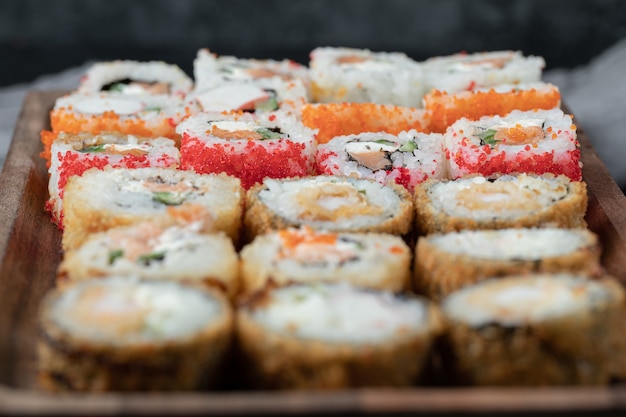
207;125;262;141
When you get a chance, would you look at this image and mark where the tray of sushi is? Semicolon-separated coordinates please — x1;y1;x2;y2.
1;47;626;415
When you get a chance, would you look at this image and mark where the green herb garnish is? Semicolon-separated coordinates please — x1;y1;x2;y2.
144;106;162;112
374;139;397;147
399;140;418;152
138;251;166;265
79;144;106;153
108;83;126;93
256;127;283;140
476;129;498;146
152;191;188;206
108;249;124;265
358;189;367;195
254;96;279;112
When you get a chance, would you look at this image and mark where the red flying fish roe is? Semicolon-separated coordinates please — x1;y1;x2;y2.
180;135;310;189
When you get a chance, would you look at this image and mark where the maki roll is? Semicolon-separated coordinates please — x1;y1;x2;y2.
444;108;581;181
315;130;445;193
414;174;588;235
441;273;625;385
309;46;426;106
236;282;443;389
244;175;414;242
301;102;429;144
422;50;545;94
61;167;244;251
77;60;193;98
38;277;233;391
414;228;602;300
58;222;240;301
41;91;196;164
192;49;309;114
424;82;561;133
176;111;316;189
46;131;180;228
240;226;411;294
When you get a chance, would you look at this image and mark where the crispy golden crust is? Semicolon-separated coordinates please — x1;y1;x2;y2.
441;277;625;386
414;177;588;236
414;231;603;301
236;293;444;389
243;177;414;244
37;285;233;392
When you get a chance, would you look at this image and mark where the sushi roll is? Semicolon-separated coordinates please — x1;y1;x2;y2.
309;46;426;106
176;111;316;189
424;82;561;133
38;277;233;391
61;167;244;251
46;131;180;228
244;175;414;243
77;60;193;99
236;282;443;389
58;222;240;301
414;228;602;300
315;130;445;193
41;91;197;165
441;273;625;385
414;174;588;235
444;108;581;181
301;102;429;144
422;50;545;94
239;226;411;294
193;48;310;95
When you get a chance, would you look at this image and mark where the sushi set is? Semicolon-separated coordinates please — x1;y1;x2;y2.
1;47;626;414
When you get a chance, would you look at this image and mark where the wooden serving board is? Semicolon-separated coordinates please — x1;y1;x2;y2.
1;90;626;415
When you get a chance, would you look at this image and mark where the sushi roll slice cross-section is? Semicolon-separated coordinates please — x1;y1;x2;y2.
316;130;445;193
236;282;444;389
177;111;316;189
440;273;626;385
414;227;602;300
61;167;244;251
58;222;240;301
444;108;581;181
46;131;180;228
309;46;426;107
244;175;414;243
414;174;588;235
38;277;233;392
240;226;411;294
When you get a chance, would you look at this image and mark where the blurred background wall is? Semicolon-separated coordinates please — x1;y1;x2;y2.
1;0;625;86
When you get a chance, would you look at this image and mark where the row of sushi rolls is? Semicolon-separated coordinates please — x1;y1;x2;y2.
37;46;626;392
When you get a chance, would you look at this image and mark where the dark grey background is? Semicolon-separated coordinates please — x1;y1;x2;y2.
1;0;626;86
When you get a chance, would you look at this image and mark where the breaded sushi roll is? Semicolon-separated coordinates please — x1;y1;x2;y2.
62;167;243;251
422;50;545;94
47;131;180;228
193;48;310;95
41;92;197;164
176;111;316;189
301;102;429;144
309;46;426;106
414;174;587;235
424;82;561;133
77;60;193;98
38;277;233;391
315;130;445;193
414;228;602;300
445;108;581;181
244;175;414;242
58;222;240;300
240;226;411;294
441;274;625;385
236;282;443;389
